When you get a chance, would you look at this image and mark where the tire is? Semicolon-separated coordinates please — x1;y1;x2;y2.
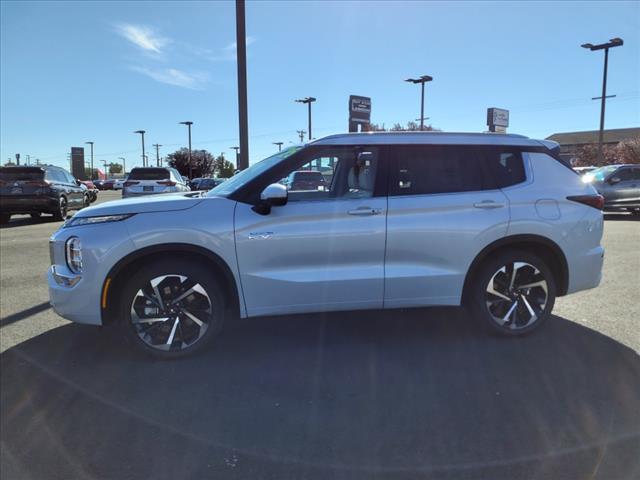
82;194;90;209
467;250;556;336
0;214;10;224
30;212;42;220
116;259;226;359
52;196;68;221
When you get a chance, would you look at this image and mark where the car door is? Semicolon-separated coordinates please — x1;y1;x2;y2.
606;167;640;207
384;145;512;308
234;146;387;317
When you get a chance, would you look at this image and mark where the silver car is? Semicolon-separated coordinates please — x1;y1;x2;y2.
122;167;190;198
49;132;605;358
582;164;640;214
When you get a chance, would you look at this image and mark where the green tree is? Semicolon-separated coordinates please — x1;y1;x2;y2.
212;154;236;178
108;162;123;174
167;148;215;178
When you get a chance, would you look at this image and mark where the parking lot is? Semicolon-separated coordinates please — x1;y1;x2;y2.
1;191;639;479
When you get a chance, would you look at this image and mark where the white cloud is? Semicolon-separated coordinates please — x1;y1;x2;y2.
130;66;207;90
115;23;170;54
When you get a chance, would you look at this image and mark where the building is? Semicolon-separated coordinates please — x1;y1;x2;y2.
546;127;640;164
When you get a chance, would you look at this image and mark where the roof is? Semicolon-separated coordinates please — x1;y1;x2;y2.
546;127;640;146
310;131;548;148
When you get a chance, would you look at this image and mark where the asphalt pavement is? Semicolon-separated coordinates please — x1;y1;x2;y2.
1;191;639;479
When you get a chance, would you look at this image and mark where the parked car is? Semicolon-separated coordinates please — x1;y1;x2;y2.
196;178;226;191
122;167;190;198
93;179;106;190
582;164;640;214
48;132;604;358
79;180;98;203
112;178;125;190
1;165;89;223
189;177;204;190
284;170;327;191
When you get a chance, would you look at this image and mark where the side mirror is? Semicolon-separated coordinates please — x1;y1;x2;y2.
609;176;621;184
253;183;288;215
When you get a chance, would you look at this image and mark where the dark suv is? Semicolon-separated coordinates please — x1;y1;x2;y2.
0;165;88;224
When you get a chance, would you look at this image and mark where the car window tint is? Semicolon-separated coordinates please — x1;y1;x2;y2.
48;169;67;183
391;146;484;196
632;168;640;180
128;168;170;180
483;149;526;189
616;168;634;181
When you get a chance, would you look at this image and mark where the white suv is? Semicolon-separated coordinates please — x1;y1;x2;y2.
122;167;190;197
48;132;604;358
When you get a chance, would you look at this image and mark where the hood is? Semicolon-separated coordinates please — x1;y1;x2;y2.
74;192;204;217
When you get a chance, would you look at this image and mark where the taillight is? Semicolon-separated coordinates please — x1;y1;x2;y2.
123;181;139;187
157;181;176;186
567;194;605;210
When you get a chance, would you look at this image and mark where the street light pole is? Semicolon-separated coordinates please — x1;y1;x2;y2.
236;0;249;170
295;97;316;140
273;142;283;152
134;131;146;167
405;75;433;131
118;157;126;175
230;146;240;169
179;121;193;179
581;37;623;165
153;144;162;166
85;141;94;180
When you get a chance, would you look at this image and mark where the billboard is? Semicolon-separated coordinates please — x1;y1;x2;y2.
487;107;509;132
71;147;85;179
348;95;371;132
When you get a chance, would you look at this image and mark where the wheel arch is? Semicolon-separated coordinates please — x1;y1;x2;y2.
101;243;240;325
461;234;569;303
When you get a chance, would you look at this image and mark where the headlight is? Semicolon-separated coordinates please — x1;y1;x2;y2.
65;237;82;274
64;214;134;228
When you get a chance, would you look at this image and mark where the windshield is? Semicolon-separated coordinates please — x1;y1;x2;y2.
585;165;618;182
207;146;302;197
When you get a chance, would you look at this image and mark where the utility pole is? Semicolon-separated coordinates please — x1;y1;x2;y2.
581;37;623;165
405;75;433;131
230;146;240;169
273;142;283;152
236;0;249;170
295;97;316;140
134;131;146;167
153;144;162;166
179;121;193;179
85;141;94;179
118;157;126;175
296;130;306;143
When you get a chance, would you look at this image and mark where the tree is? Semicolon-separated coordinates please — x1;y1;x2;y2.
212;154;236;178
167;148;215;178
574;143;618;167
3;161;16;167
614;138;640;164
108;163;123;174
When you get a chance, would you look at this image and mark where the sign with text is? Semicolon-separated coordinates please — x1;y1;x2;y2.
348;95;371;132
71;147;85;179
487;107;509;132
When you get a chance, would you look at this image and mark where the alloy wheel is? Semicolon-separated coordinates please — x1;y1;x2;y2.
485;262;548;331
130;274;212;351
59;198;67;219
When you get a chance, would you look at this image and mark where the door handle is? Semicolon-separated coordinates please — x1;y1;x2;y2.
348;207;382;216
473;200;505;209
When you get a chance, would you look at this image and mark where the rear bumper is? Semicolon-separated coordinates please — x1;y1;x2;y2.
566;245;604;294
123;188;177;198
0;195;57;214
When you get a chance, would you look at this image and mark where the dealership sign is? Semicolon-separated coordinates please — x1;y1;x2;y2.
348;95;371;132
487;107;509;132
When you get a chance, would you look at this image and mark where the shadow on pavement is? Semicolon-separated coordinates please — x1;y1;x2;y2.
0;302;51;327
1;308;639;480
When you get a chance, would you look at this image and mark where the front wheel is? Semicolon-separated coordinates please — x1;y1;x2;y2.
467;250;556;336
117;260;226;359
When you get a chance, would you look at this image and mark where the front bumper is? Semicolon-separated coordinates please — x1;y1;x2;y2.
48;265;102;325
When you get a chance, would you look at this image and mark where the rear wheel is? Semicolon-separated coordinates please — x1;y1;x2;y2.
468;250;556;336
52;196;68;221
117;260;226;359
0;214;10;224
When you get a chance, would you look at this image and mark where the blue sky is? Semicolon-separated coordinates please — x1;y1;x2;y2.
1;0;639;170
